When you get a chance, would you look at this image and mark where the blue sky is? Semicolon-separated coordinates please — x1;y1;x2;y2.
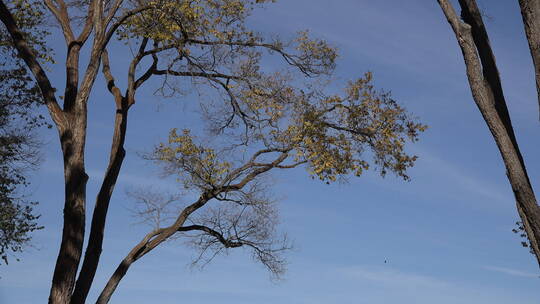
2;0;540;303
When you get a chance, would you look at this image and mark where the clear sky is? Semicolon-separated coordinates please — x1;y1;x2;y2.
2;0;540;303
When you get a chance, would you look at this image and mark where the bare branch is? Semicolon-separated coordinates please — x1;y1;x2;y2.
179;225;243;248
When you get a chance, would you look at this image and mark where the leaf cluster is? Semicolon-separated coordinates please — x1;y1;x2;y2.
0;0;49;265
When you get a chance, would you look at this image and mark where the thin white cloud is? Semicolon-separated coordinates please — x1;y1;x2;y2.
483;265;539;278
333;265;538;304
414;147;510;204
339;265;450;289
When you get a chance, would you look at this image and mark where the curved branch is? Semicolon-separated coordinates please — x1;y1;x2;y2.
96;192;212;304
101;5;152;52
126;37;149;104
134;47;159;90
178;225;243;248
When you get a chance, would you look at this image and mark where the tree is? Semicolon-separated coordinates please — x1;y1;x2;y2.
0;0;49;265
437;0;540;267
518;0;540;119
0;0;425;303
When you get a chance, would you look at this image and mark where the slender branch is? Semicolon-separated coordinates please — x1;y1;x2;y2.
134;49;158;90
76;0;96;44
96;193;212;304
104;0;125;27
101;5;152;52
223;152;289;191
178;225;243;248
322;122;374;138
153;69;243;80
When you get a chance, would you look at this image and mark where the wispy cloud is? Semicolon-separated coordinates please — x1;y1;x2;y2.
483;265;539;278
332;265;538;304
339;265;450;289
414;147;510;205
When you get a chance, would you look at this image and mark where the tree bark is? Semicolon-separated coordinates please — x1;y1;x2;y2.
71;46;138;303
438;0;540;267
518;0;540;120
0;1;88;302
2;0;139;302
50;116;89;304
71;97;130;304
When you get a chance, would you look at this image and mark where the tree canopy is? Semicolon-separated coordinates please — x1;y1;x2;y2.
0;0;50;265
0;0;426;302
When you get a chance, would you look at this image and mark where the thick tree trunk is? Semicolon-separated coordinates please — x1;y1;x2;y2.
2;0;126;302
518;0;540;119
49;112;89;304
439;0;540;267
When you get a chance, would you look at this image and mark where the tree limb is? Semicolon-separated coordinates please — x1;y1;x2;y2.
178;225;243;248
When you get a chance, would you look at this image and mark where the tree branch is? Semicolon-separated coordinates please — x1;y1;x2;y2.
178;225;243;248
96;192;212;304
153;69;243;80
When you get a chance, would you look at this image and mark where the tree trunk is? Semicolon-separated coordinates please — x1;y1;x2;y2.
49;113;89;304
518;0;540;120
438;0;540;267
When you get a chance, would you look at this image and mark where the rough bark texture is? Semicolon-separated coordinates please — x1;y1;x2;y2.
70;106;128;304
50;118;88;304
518;0;540;119
70;51;131;304
438;0;540;267
0;0;118;302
